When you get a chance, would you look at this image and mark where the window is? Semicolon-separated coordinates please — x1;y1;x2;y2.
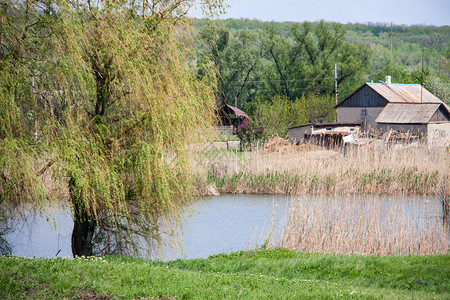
349;127;356;132
325;127;333;131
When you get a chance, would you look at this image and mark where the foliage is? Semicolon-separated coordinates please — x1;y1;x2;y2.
1;250;449;299
259;26;303;100
193;18;449;113
197;24;261;108
196;19;372;115
0;0;222;256
254;95;336;137
291;21;372;97
195;19;449;77
425;73;450;105
234;118;264;145
253;21;371;102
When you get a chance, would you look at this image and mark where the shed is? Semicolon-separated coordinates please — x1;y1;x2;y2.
336;79;444;131
288;123;360;143
375;102;450;135
216;104;249;135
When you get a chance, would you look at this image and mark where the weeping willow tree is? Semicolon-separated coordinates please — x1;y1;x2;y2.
0;0;223;257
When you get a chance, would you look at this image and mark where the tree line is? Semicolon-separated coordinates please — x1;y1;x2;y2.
193;19;449;136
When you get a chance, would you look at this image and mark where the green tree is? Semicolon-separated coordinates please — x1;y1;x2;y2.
292;20;372;98
198;24;261;109
425;73;450;105
260;26;303;100
255;21;371;102
254;95;335;138
0;0;222;257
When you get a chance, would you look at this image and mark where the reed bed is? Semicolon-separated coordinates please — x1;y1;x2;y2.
195;138;449;197
192;139;449;256
278;195;449;256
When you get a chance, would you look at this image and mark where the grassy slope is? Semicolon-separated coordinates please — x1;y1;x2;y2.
1;249;449;299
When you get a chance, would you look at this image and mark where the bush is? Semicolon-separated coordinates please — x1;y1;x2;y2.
234;118;264;148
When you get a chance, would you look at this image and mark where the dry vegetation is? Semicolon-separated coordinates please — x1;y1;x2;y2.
193;137;450;256
195;137;449;197
278;195;448;256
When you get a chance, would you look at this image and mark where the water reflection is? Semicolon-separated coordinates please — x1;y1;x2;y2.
3;195;448;259
3;195;289;260
3;204;73;258
162;195;289;260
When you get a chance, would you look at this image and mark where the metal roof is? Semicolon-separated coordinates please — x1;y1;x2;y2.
335;83;444;108
288;122;360;130
375;103;442;124
219;104;248;118
367;83;442;104
312;122;360;128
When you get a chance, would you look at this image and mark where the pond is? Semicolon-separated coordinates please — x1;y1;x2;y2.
2;195;448;259
3;195;289;260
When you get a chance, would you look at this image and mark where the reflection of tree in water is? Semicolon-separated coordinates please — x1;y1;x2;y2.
90;203;181;258
0;207;14;255
91;206;163;257
0;236;12;256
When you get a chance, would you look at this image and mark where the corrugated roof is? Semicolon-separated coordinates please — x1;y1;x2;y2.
367;83;442;104
375;103;441;124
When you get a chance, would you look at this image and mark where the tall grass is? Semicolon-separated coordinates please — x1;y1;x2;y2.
195;139;449;197
278;195;448;256
193;140;449;256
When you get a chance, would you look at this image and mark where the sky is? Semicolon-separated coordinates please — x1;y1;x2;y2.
192;0;449;26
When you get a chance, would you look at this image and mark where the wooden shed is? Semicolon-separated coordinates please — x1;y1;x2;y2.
288;123;361;148
375;103;450;145
336;78;444;131
216;104;248;135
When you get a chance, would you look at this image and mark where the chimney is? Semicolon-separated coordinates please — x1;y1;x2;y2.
385;76;391;86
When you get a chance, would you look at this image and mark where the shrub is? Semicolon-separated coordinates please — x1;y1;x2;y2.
234;118;264;146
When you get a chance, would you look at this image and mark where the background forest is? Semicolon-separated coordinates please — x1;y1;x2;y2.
193;18;450;137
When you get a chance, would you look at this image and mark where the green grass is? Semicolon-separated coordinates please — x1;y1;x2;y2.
1;249;449;299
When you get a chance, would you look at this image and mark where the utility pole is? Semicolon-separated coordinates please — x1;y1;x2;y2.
390;22;393;54
334;63;338;105
421;46;424;103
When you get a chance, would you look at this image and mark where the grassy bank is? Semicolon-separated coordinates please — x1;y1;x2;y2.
1;249;449;299
195;139;449;197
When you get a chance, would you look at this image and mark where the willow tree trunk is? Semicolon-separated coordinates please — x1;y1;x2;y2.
71;217;96;257
69;177;97;257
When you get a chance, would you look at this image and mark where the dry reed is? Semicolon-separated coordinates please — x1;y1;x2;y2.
192;138;450;255
195;137;449;197
278;195;448;256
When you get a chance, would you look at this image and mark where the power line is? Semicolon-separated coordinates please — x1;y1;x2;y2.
226;76;335;85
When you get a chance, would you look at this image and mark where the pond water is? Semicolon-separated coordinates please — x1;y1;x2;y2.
2;195;448;259
3;195;290;260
